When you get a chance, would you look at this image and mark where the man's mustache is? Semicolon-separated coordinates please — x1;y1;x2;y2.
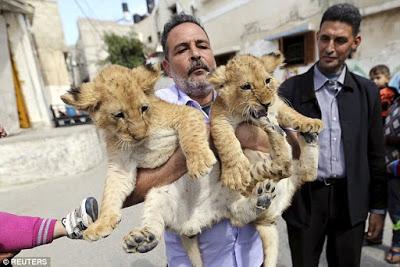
188;59;210;75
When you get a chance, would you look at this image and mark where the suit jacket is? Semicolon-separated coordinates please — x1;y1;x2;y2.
279;65;387;228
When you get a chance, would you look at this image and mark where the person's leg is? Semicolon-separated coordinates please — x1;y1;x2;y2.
325;179;364;267
286;184;329;267
386;176;400;264
326;221;364;267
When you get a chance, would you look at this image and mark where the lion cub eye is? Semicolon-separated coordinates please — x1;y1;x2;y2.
240;82;252;90
113;111;125;119
141;104;149;113
265;78;272;85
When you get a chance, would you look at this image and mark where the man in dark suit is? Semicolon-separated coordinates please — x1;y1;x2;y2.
279;3;387;267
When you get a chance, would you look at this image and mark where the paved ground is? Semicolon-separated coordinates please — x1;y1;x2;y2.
0;162;394;267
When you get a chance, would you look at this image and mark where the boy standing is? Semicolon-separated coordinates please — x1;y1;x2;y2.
369;65;398;121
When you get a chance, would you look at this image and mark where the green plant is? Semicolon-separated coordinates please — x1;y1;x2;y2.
101;32;145;68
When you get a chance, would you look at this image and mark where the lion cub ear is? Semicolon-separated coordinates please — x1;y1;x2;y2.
260;51;285;74
132;63;161;95
60;82;101;112
208;65;227;91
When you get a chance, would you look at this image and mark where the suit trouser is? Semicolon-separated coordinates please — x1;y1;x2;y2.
286;179;365;267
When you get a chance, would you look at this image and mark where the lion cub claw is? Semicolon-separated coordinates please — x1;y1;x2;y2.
296;118;323;133
186;148;217;179
83;213;122;241
221;155;251;191
269;161;292;180
123;228;159;253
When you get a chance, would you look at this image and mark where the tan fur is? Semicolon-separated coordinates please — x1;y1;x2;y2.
61;64;298;266
61;64;216;241
60;60;320;267
209;53;323;267
209;52;323;192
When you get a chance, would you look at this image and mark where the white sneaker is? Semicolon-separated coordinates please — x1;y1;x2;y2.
62;197;98;239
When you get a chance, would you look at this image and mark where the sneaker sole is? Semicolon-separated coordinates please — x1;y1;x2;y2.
81;197;99;227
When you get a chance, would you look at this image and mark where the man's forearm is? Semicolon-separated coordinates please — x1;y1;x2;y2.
123;149;187;207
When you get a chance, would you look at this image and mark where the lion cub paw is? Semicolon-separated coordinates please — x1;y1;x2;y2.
300;132;319;144
269;160;292;180
296;118;323;133
221;156;251;191
253;179;277;210
123;227;159;253
83;213;121;241
186;148;217;179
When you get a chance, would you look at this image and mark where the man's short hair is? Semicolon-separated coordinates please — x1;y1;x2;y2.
161;13;208;58
369;64;391;79
320;3;361;36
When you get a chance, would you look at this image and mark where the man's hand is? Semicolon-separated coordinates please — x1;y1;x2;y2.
366;213;385;240
235;123;270;152
236;123;300;159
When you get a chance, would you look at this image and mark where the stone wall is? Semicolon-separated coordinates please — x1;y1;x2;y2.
0;125;106;186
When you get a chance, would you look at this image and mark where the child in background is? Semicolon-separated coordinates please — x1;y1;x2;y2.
381;73;400;264
0;197;98;260
363;65;396;247
369;65;398;122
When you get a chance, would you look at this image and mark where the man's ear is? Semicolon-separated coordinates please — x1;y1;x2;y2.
61;82;100;112
352;34;361;52
207;66;227;91
162;58;171;78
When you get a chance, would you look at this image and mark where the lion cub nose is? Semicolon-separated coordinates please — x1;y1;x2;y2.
261;103;270;112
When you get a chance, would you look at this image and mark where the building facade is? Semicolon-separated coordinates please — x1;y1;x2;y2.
73;19;134;84
0;0;52;134
132;0;400;79
26;0;71;106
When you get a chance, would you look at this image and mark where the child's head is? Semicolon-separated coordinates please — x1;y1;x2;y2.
369;65;390;89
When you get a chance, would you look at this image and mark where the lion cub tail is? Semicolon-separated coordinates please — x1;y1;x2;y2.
181;235;203;267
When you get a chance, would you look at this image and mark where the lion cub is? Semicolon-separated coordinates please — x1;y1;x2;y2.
209;53;323;192
208;52;323;267
61;64;216;241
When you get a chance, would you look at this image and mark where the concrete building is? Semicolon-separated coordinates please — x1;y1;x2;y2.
1;0;74;133
192;0;400;78
74;18;134;83
132;0;400;79
0;1;103;186
0;0;52;134
25;0;71;106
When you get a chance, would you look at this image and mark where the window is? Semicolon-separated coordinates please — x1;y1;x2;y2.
215;52;236;66
279;31;315;66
